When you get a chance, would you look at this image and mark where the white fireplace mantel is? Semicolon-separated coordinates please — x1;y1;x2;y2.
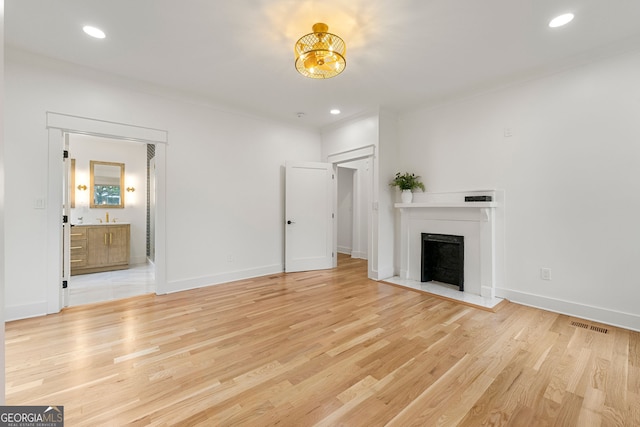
393;190;505;304
395;201;496;209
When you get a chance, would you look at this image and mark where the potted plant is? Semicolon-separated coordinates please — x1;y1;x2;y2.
389;172;425;203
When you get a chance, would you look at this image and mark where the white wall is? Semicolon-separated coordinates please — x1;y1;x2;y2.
377;109;399;279
4;49;321;320
397;50;640;331
69;135;148;265
321;114;378;161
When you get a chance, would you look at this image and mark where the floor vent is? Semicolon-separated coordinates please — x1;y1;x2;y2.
570;321;608;334
570;321;589;329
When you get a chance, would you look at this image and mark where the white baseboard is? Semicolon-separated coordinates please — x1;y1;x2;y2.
351;251;367;260
130;255;148;265
165;264;283;294
5;301;48;322
337;248;367;260
496;288;640;332
370;266;395;281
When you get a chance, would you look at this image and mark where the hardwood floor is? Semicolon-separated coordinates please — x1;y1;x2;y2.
6;256;640;426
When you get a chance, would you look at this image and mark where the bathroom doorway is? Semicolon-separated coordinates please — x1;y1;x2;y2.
47;112;168;314
66;134;156;306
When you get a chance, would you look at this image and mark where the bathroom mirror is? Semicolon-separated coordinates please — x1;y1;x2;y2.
90;160;125;208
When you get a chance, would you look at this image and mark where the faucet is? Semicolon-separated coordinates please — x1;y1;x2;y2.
96;218;103;223
105;212;109;223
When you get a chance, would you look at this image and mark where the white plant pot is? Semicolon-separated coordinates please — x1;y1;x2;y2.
401;189;413;203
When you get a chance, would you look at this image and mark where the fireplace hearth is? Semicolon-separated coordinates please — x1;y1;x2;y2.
421;233;464;291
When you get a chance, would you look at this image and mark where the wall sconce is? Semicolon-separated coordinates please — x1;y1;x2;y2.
126;187;136;192
77;184;87;191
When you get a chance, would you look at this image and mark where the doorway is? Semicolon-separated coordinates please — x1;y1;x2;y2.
337;166;355;259
330;149;374;268
66;134;155;306
47;112;168;314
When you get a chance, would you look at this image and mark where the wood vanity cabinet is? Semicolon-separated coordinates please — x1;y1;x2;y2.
70;224;130;275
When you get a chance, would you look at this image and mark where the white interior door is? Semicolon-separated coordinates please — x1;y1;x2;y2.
285;161;335;272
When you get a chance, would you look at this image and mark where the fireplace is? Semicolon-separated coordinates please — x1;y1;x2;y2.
421;233;464;291
393;189;503;300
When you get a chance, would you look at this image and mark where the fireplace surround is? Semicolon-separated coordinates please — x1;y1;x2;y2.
392;190;504;302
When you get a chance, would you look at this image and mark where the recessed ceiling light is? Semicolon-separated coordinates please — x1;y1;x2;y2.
549;13;574;28
330;109;341;115
83;25;106;39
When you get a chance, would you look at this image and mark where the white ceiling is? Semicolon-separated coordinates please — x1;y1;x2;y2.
6;0;640;128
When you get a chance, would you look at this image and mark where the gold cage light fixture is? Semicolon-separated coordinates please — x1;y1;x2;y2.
295;23;346;79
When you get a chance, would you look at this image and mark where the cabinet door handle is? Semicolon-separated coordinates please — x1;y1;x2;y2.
110;233;113;245
104;233;108;246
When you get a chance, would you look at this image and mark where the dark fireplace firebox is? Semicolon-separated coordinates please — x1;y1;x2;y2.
421;233;464;291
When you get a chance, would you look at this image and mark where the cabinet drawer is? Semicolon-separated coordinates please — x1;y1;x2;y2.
70;256;88;268
70;239;87;251
70;227;88;240
70;237;87;270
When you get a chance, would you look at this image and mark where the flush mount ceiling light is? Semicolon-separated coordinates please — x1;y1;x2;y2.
83;25;106;39
295;23;346;79
330;109;341;115
549;13;574;28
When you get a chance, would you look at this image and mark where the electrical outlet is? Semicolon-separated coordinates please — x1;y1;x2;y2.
227;255;235;263
540;268;551;281
504;127;513;137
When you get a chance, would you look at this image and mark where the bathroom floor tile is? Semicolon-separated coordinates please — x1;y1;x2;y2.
69;263;155;307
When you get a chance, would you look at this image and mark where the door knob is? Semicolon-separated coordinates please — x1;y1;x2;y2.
287;220;295;225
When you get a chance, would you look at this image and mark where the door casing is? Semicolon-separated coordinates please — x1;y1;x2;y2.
46;113;168;314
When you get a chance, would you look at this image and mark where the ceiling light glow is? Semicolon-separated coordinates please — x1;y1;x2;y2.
83;25;106;39
549;13;574;28
330;109;341;115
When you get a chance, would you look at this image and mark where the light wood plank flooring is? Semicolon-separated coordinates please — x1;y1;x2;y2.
6;256;640;426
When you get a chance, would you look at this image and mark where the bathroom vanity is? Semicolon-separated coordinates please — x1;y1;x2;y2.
70;223;130;275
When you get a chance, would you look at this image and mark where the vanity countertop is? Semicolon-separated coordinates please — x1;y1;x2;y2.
73;222;130;226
